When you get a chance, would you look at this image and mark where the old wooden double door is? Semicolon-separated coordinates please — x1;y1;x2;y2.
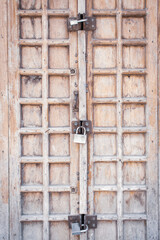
1;0;159;239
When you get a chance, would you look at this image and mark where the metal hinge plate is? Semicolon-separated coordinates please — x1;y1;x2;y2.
72;120;92;134
68;13;96;32
68;215;97;229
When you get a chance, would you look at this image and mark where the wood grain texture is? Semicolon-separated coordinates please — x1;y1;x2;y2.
0;1;9;239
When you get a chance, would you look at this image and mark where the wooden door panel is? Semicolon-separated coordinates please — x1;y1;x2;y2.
87;0;158;239
9;1;79;239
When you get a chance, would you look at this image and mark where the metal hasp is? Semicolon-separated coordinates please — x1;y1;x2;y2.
68;215;97;235
72;120;92;134
73;90;79;112
68;13;96;32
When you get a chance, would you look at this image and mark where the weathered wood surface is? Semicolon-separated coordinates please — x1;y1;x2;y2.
0;1;9;240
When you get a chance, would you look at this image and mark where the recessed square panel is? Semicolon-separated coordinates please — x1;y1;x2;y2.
122;75;146;98
123;133;145;156
48;0;69;9
49;163;70;185
22;222;43;240
49;192;70;214
123;191;146;214
94;162;117;185
49;134;70;156
94;192;117;214
20;17;42;39
93;0;116;10
122;104;146;127
49;46;69;69
94;134;117;156
21;46;42;69
94;133;117;156
21;105;42;127
93;75;116;98
21;134;43;156
94;17;116;39
124;221;146;240
20;0;42;9
49;105;70;127
50;222;69;240
95;221;117;240
123;162;146;185
21;75;42;98
49;75;70;98
21;163;43;186
49;17;68;39
93;46;117;69
122;0;145;9
21;192;43;215
123;46;145;69
94;104;117;127
122;17;145;39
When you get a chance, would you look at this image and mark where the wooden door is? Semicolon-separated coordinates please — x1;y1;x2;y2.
0;0;159;239
87;0;159;239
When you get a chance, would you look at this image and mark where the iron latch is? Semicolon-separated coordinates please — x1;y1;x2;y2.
68;215;97;235
72;120;92;134
68;13;96;31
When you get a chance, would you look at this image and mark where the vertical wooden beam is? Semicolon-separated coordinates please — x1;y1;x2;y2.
0;0;9;239
42;1;49;239
158;0;160;236
117;0;123;239
147;0;158;238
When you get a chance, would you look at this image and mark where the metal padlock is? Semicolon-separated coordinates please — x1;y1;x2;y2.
74;126;87;144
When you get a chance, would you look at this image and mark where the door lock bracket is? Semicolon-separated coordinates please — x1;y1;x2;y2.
68;215;97;235
68;13;96;32
72;120;92;134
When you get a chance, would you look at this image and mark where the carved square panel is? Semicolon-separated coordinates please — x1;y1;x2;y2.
21;134;43;156
122;104;146;127
49;17;68;39
122;17;145;39
122;0;145;9
123;162;146;185
124;221;146;240
21;75;42;98
123;46;146;69
123;191;146;214
20;17;42;39
94;104;117;127
49;192;70;214
93;75;116;98
49;134;70;156
50;222;69;240
122;75;146;98
93;46;117;69
94;134;117;156
22;222;43;240
94;162;117;185
123;133;146;156
21;192;43;215
49;46;69;69
49;104;70;127
94;192;117;214
95;221;117;240
21;105;42;127
48;0;69;9
94;17;116;39
93;0;116;10
21;163;43;186
49;163;70;185
49;75;70;98
20;0;42;9
21;46;42;69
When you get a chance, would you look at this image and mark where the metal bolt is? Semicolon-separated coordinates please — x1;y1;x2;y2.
70;68;76;75
85;122;89;126
86;128;90;132
74;122;78;126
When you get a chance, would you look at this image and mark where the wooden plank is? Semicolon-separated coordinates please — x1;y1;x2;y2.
8;0;20;238
147;0;158;238
0;1;9;239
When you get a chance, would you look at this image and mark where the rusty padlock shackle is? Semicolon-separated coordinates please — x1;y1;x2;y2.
76;126;86;135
